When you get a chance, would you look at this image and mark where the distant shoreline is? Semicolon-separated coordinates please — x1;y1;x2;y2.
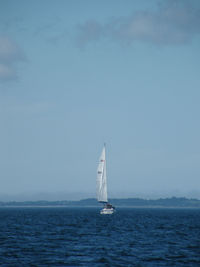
0;206;200;209
0;197;200;208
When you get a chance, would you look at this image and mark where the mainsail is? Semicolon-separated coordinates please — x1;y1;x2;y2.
97;145;108;203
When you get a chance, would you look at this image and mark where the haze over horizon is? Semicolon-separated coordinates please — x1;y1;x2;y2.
1;0;200;201
1;190;200;202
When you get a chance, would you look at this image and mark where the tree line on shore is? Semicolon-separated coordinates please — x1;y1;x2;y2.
0;197;200;207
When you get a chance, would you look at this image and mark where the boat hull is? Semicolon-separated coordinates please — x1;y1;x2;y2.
100;207;115;215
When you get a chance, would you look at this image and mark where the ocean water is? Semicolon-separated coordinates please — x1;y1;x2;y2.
0;208;200;266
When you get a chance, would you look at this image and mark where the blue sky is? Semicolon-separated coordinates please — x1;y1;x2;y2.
0;0;200;200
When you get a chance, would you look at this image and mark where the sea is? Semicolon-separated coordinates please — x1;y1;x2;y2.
0;207;200;267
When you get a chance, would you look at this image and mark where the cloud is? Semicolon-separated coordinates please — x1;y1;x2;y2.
0;36;25;82
76;0;200;47
0;63;16;81
76;20;104;48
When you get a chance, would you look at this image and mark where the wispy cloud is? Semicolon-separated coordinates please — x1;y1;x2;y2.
0;36;26;82
76;0;200;47
1;100;54;115
76;20;104;48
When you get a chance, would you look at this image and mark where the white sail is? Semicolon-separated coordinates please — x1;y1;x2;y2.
97;145;108;203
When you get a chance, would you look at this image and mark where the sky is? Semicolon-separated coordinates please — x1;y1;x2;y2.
0;0;200;201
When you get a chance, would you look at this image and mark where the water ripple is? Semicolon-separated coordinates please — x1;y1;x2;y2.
0;208;200;266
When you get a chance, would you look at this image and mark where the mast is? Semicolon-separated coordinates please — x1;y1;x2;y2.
97;144;108;203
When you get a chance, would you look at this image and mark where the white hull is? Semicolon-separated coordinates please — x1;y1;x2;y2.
100;207;115;215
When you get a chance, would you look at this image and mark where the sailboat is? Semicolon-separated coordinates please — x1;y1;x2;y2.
97;144;115;214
